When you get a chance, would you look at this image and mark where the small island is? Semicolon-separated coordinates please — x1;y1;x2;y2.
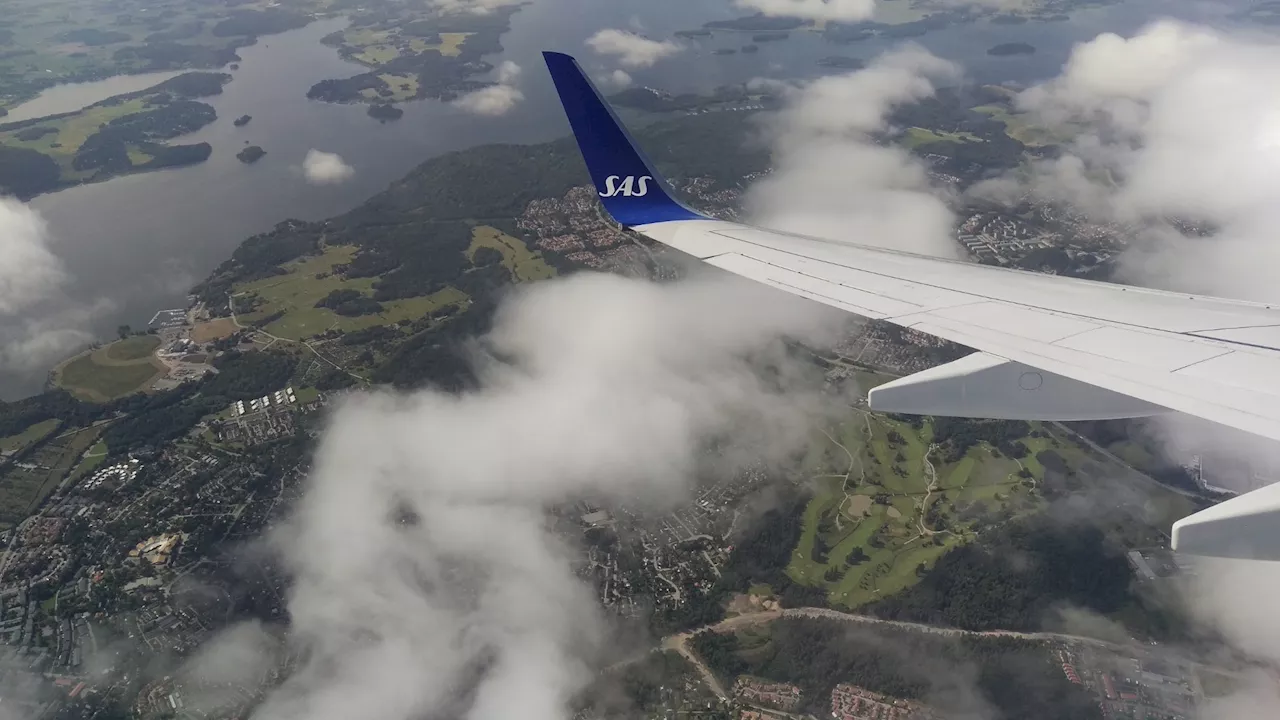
987;42;1036;57
752;31;790;42
236;145;266;164
233;114;252;127
367;104;404;122
741;44;759;54
818;55;866;70
704;14;806;32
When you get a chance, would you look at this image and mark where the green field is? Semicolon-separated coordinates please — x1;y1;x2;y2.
293;386;321;404
0;419;61;454
54;337;165;402
336;28;472;71
233;243;471;341
467;226;557;282
0;426;103;527
971;105;1065;147
788;373;1049;608
65;439;108;486
367;73;420;102
105;335;161;361
902;127;981;149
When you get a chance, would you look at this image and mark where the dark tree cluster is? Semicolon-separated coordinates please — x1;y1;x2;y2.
930;416;1030;462
865;516;1131;631
112;42;241;71
144;20;205;43
211;8;310;38
203;350;295;400
58;29;131;46
315;288;383;317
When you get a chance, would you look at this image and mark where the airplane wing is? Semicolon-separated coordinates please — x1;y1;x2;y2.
542;51;1280;561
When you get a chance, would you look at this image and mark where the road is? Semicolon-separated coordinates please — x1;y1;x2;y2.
651;605;1145;700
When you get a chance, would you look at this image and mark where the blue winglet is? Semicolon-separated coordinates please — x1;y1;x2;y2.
543;51;707;227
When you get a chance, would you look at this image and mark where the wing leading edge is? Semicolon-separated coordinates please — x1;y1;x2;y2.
542;51;1280;560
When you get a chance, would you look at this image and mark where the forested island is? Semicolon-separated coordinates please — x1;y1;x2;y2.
237;146;266;164
367;104;404;122
0;72;228;198
234;115;253;127
307;6;520;106
818;56;866;69
704;13;808;32
988;42;1036;56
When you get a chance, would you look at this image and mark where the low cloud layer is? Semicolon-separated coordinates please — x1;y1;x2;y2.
745;46;962;258
455;61;525;116
428;0;517;14
0;199;107;373
586;29;682;69
0;198;66;316
734;0;877;22
302;150;355;185
979;20;1280;301
231;273;847;720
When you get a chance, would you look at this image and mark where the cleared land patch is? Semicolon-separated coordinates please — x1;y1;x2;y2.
902;127;981;149
467;226;557;282
105;335;160;361
191;318;237;343
233;243;471;341
54;337;166;402
0;419;60;455
0;425;103;527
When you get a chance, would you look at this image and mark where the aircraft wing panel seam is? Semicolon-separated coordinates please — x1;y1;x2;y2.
1167;350;1236;374
703;228;1277;339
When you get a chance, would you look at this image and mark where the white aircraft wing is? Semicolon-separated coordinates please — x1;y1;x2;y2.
543;51;1280;561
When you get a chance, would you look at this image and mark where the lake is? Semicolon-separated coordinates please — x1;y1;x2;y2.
1;0;1241;398
2;70;187;123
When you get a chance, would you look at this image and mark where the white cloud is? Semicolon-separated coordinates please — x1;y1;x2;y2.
586;29;682;69
428;0;517;14
996;20;1280;301
0;198;111;373
606;69;633;89
744;46;962;258
454;62;525;117
495;59;521;85
734;0;876;22
227;272;848;720
0;198;66;315
302;150;355;185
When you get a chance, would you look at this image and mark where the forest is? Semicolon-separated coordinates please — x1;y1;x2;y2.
864;515;1132;631
691;617;1099;720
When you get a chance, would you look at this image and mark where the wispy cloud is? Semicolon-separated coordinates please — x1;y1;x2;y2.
586;29;682;69
734;0;877;22
744;45;962;258
455;61;525;116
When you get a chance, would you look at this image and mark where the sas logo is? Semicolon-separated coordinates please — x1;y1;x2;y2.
599;175;652;198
